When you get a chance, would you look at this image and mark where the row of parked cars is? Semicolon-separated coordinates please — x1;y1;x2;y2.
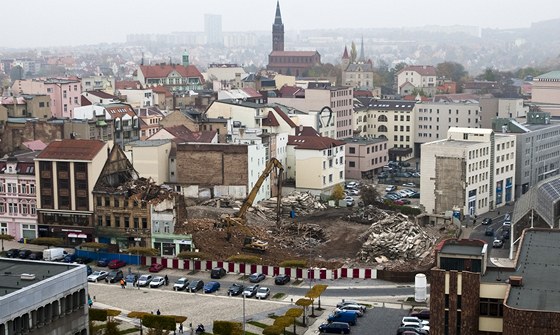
397;309;430;334
4;248;84;263
319;300;368;333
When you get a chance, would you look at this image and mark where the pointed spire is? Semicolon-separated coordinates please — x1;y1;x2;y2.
274;0;283;25
359;35;365;62
342;46;349;59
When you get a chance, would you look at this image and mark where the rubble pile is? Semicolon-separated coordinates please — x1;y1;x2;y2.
352;205;437;265
257;191;327;218
271;223;326;250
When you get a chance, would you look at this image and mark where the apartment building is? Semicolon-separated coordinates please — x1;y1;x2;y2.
343;137;388;180
396;65;437;96
136;63;204;93
479;97;527;128
0;152;39;241
268;86;353;139
431;230;560;335
359;99;416;161
414;100;481;156
11;78;82;118
420;128;516;216
34;139;109;245
0;95;51;119
81;75;115;93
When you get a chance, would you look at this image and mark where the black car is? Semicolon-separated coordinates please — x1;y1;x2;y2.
210;267;226;279
249;273;266;283
274;274;290;285
397;325;428;335
106;270;124;283
485;227;494;236
76;257;92;264
63;254;77;263
188;280;204;292
410;309;430;320
227;283;245;296
318;322;351;334
502;230;510;240
6;248;20;258
18;249;32;259
481;218;493;225
28;251;43;260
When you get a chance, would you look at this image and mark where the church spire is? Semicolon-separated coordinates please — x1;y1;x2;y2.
272;0;285;52
342;46;349;59
274;0;283;25
359;35;365;62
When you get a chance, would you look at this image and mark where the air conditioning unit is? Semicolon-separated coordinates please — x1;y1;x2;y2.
508;276;523;287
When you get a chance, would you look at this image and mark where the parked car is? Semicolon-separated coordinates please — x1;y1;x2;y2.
256;287;271;299
402;182;416;187
125;273;138;286
6;248;19;258
493;239;504;248
485;227;494;236
336;301;367;312
210;267;226;279
318;322;351;334
108;260;126;269
18;249;32;259
401;316;429;327
385;185;396;192
504;213;511;221
503;220;511;228
86;265;93;276
106;270;124;283
409;192;420;198
97;258;110;267
397;325;428;335
394;199;405;206
327;311;357;326
345;181;358;189
204;281;221;293
249;273;266;283
149;263;164;273
88;271;109;282
346;189;359;196
335;307;363;317
137;274;153;287
412;172;421;178
227;283;245;296
502;230;510;240
337;303;367;315
173;278;189;291
76;257;92;264
150;276;165;288
28;251;43;260
481;218;493;225
188;280;204;292
274;274;290;285
242;285;259;298
344;196;355;207
63;254;77;263
410;309;430;320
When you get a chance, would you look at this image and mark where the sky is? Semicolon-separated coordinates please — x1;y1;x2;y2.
5;0;560;48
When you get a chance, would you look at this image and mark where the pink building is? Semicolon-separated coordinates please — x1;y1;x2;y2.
11;78;82;118
343;137;389;180
0;152;40;241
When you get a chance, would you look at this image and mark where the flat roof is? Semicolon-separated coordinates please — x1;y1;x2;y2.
504;229;560;312
440;244;485;257
0;258;82;296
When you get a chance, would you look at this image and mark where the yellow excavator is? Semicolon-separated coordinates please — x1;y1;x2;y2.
221;157;284;253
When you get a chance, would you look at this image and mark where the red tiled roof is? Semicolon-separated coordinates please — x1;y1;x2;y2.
182;130;217;143
37;139;106;161
116;80;143;90
353;90;373;97
288;135;345;150
139;64;204;81
85;90;119;100
165;125;192;140
398;65;437;76
22;140;47;151
80;96;92;106
272;106;297;128
294;126;319;136
262;112;280;127
241;87;262;98
279;85;303;97
105;103;137;118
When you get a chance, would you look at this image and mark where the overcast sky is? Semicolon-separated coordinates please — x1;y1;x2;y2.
5;0;560;48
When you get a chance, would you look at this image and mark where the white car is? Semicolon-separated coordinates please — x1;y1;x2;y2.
402;316;430;332
137;274;153;287
336;301;367;312
173;277;189;291
385;185;396;192
335;306;364;317
255;287;270;299
87;271;108;282
150;276;165;288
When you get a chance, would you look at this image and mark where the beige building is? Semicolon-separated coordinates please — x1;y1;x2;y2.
396;65;437;96
81;75;115;93
420;128;516;216
479;97;527;128
268;86;354;139
124;139;172;185
359;99;416;161
343;137;389;180
287;133;346;193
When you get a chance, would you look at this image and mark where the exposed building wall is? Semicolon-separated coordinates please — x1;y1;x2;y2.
434;157;466;214
503;304;560;335
0;120;63;156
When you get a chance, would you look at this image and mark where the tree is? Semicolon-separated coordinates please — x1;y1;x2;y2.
0;234;14;252
350;42;357;63
359;185;380;206
31;237;63;248
436;61;468;82
331;184;345;201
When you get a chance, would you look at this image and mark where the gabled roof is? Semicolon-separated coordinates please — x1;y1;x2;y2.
279;85;303;97
294;126;320;136
271;106;297;128
36;139;106;161
84;90;119;100
94;144;138;190
288;135;345;150
115;80;143;90
151;85;173;97
342;46;349;59
398;65;437;76
158;125;216;143
136;106;165;117
80;95;92;106
105;103;137;119
139;64;204;80
346;63;374;72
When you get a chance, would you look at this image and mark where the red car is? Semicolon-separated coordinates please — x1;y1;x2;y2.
149;263;164;273
108;260;126;269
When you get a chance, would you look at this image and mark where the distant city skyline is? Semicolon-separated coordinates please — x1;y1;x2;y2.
4;0;560;48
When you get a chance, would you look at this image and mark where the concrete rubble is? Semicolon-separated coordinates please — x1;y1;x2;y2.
349;205;437;265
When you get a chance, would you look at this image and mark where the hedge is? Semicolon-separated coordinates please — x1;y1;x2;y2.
279;260;307;268
89;308;108;321
212;320;243;335
141;315;176;331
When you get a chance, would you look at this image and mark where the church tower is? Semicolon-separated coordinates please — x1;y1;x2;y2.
341;46;350;70
272;0;284;52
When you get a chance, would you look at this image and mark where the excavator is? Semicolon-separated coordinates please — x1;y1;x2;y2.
220;157;284;253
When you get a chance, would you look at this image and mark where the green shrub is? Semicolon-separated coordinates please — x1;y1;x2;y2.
279;260;307;268
226;255;260;263
141;315;176;331
213;320;243;335
89;308;108;321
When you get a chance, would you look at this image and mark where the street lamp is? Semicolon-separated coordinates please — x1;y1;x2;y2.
242;294;246;335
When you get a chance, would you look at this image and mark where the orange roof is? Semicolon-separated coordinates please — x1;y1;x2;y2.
139;64;204;81
288;135;345;150
37;139;106;161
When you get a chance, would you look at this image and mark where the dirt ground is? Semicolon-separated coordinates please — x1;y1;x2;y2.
184;205;371;268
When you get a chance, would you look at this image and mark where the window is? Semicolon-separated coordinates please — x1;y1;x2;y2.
349;161;356;167
349;147;356;154
479;298;503;317
0;222;7;234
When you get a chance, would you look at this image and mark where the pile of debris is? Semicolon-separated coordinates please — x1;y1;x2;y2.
270;222;326;250
257;191;327;218
351;205;437;266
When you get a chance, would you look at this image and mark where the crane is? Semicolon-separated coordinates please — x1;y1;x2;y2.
220;157;284;252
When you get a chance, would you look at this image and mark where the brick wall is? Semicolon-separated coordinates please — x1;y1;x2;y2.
504;304;560;334
430;269;446;335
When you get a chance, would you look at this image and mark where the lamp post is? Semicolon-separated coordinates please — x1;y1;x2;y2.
242;294;246;335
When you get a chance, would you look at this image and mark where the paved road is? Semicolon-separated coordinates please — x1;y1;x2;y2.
470;212;511;258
